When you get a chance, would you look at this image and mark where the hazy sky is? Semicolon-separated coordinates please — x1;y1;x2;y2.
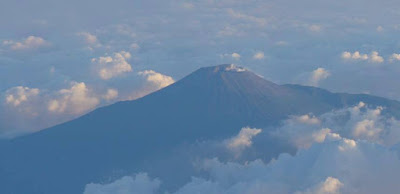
2;0;400;137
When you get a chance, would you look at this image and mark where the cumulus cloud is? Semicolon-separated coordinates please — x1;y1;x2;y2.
231;53;240;60
370;51;384;63
296;177;343;194
102;88;118;101
341;51;384;63
296;114;321;125
77;32;100;46
177;133;400;194
2;36;50;50
4;86;40;106
320;102;400;146
389;53;400;62
272;114;329;149
253;51;265;60
341;51;368;61
309;68;330;86
93;132;400;194
138;70;175;90
84;173;161;194
92;51;132;80
226;127;262;154
274;102;400;148
47;82;99;114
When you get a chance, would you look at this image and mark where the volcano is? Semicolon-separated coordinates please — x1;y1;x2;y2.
1;64;400;194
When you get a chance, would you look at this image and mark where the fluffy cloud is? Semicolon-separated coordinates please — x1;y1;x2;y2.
321;102;400;146
275;102;400;147
224;64;246;72
226;127;262;154
90;132;400;194
370;51;384;63
231;53;241;60
102;88;118;101
92;51;132;80
272;114;329;149
84;173;160;194
296;114;321;125
341;51;384;63
176;133;399;194
2;36;50;50
47;82;99;115
296;177;343;194
341;51;368;61
253;51;265;60
389;53;400;62
77;32;99;46
309;68;330;86
138;70;175;90
4;86;40;106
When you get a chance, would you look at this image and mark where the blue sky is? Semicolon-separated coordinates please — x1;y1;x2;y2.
2;0;400;137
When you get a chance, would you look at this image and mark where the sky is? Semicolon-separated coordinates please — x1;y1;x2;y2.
2;0;400;137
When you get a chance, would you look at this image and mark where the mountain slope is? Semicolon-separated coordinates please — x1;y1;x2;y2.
1;64;400;194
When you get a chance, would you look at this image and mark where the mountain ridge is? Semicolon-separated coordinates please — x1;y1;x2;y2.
2;64;400;194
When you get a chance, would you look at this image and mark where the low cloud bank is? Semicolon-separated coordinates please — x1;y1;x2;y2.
84;102;400;194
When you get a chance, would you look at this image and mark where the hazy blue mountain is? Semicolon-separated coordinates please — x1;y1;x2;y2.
1;64;400;194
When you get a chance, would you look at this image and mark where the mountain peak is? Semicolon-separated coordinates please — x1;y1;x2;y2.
202;64;248;73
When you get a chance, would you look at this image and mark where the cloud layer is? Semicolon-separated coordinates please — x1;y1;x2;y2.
83;102;400;194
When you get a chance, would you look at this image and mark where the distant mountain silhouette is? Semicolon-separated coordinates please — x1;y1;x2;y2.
1;64;400;194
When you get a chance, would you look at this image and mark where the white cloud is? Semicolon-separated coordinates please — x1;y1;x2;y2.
341;51;384;63
296;114;321;125
296;177;343;194
47;82;99;114
309;68;330;86
369;51;384;63
272;115;330;149
5;86;40;106
389;53;400;62
92;51;132;80
226;127;262;153
130;43;140;50
319;103;400;146
138;70;175;90
82;102;400;194
3;36;50;50
253;51;265;60
220;53;241;60
224;64;246;72
231;53;240;60
105;133;400;194
103;88;118;101
84;173;161;194
341;51;368;61
77;32;99;45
